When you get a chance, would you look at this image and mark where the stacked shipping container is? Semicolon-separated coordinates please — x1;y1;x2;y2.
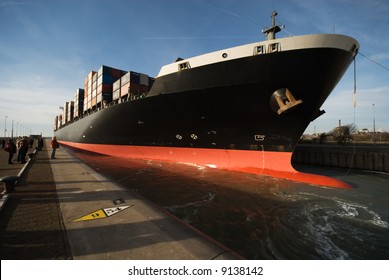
63;101;74;124
54;64;155;130
57;115;62;130
113;71;155;103
73;88;84;119
83;71;97;113
54;115;59;131
96;65;127;107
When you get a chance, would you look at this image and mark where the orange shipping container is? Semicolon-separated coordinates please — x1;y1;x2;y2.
88;71;97;80
120;84;129;97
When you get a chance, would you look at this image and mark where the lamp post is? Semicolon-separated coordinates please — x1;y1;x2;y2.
4;116;8;138
373;103;376;143
11;119;14;139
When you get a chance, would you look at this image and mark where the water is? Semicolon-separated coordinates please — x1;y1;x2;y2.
69;149;389;259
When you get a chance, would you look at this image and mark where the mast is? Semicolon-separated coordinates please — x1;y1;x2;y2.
262;10;282;40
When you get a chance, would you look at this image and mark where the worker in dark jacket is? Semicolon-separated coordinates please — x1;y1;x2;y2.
50;136;59;159
5;139;17;164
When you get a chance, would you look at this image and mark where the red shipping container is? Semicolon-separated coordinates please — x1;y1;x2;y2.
120;83;149;98
97;84;112;94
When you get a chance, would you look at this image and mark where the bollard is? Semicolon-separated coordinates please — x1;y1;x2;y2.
0;176;19;193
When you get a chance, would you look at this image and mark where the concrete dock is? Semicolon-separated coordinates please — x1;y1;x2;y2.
0;140;242;260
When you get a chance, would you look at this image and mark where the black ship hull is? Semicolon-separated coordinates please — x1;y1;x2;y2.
55;35;358;188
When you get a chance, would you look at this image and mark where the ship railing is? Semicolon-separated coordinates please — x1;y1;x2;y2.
58;91;150;129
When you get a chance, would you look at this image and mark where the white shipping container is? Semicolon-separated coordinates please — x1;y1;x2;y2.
113;79;121;91
113;89;120;100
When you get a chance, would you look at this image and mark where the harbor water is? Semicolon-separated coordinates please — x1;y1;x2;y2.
68;148;389;260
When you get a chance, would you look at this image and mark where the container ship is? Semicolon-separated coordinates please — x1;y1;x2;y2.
54;11;359;188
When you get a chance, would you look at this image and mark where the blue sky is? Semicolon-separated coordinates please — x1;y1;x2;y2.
1;0;388;137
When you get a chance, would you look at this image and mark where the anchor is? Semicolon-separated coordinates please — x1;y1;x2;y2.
273;88;303;115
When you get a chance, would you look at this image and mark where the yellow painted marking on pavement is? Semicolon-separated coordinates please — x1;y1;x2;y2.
70;205;133;223
71;209;107;222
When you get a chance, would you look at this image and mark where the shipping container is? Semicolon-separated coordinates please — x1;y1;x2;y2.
98;74;120;86
86;100;91;111
67;101;74;123
63;102;69;124
92;72;98;84
120;83;148;98
85;71;97;89
97;92;112;104
113;89;120;101
121;71;140;85
74;88;84;118
75;88;85;99
112;68;127;79
97;83;112;94
97;65;110;77
86;85;92;97
113;79;121;91
120;84;129;97
57;114;63;129
139;73;149;86
54;115;59;130
77;67;152;113
88;71;97;81
98;65;127;79
74;106;81;119
84;94;91;112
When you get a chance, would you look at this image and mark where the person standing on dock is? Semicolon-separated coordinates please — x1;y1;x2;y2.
50;136;59;159
5;139;17;164
29;137;34;148
19;136;29;164
16;137;23;163
37;137;44;151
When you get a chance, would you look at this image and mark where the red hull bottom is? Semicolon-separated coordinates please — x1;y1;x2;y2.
59;141;351;189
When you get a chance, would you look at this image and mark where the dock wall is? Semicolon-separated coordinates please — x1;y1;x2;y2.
292;144;389;173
